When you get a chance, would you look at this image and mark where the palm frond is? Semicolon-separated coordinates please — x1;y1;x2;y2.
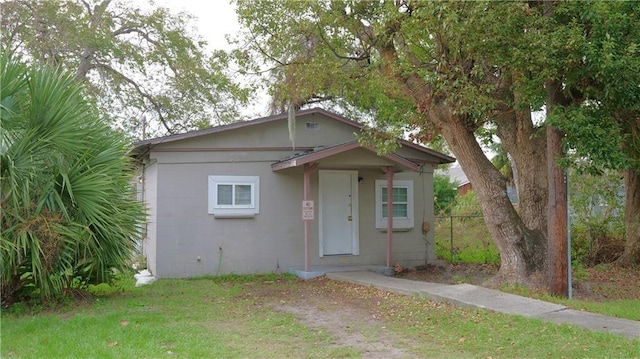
1;55;145;304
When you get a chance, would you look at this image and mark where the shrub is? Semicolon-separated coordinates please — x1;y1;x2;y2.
0;56;145;305
569;170;625;265
433;173;458;214
450;191;483;216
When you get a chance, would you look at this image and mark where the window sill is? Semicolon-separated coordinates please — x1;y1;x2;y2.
376;227;413;232
212;213;257;219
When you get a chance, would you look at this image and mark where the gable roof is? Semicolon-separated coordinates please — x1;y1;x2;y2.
271;140;421;172
438;166;470;187
131;107;455;164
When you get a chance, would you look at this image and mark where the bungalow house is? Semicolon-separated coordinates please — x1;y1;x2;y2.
131;108;455;279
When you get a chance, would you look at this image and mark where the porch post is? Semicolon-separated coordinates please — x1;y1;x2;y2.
383;166;394;267
303;163;318;272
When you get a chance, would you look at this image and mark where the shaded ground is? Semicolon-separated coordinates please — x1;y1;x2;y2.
397;262;640;301
571;264;640;301
398;263;499;286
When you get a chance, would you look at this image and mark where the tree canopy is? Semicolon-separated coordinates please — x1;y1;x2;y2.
233;0;640;289
1;0;252;136
541;1;640;264
234;0;551;286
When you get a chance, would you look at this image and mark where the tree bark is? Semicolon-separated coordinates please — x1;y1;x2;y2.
495;97;548;236
369;5;549;288
397;65;547;287
546;78;570;297
618;167;640;265
492;78;549;283
546;125;568;296
431;104;547;286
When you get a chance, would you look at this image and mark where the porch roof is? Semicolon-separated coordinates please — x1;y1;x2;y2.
271;140;421;172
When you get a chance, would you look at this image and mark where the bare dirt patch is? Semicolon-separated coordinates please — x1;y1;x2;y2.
571;264;640;301
398;263;499;286
269;277;418;358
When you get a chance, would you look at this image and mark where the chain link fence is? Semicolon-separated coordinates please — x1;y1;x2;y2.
434;215;500;264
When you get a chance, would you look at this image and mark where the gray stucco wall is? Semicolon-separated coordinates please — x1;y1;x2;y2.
142;161;158;275
152;158;303;277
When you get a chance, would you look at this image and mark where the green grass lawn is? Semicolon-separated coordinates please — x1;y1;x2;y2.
2;275;350;359
2;274;639;358
500;283;640;322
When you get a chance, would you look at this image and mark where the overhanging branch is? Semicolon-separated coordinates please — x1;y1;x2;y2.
95;63;173;134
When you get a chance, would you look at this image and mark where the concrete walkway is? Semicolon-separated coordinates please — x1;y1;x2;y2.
326;271;640;339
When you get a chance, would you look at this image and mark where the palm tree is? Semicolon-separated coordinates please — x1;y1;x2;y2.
1;56;144;304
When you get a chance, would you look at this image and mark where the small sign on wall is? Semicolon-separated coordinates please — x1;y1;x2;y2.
302;200;314;220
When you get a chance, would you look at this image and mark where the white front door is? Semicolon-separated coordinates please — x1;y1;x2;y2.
319;170;359;256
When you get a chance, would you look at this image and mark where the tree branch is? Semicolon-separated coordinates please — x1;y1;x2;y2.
111;26;180;77
80;0;92;16
315;23;370;62
76;0;111;81
95;63;174;134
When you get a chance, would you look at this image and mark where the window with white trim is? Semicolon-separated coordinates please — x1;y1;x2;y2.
375;180;414;229
208;175;260;217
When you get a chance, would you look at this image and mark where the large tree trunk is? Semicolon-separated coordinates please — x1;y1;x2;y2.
492;79;549;286
431;105;546;287
618;167;640;265
495;102;548;236
393;46;549;288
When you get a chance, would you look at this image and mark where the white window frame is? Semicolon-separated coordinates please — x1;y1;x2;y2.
208;175;260;217
375;180;414;229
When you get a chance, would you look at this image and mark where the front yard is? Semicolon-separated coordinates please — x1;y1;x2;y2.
2;273;638;358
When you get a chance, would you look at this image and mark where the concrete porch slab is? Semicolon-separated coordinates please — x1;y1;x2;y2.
289;264;393;280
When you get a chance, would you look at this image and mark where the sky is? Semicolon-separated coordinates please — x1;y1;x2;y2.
143;0;271;116
151;0;240;51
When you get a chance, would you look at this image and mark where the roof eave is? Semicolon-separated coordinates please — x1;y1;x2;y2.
271;142;361;171
271;141;421;172
131;107;363;152
398;139;456;164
